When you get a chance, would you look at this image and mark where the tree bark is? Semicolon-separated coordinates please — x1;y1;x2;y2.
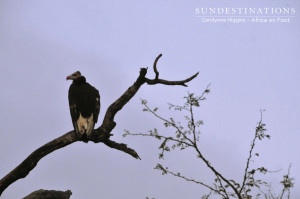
23;189;72;199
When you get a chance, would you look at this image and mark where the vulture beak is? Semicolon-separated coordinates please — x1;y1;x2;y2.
66;76;71;80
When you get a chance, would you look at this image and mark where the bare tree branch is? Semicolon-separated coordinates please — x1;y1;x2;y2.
23;189;72;199
102;139;141;160
145;72;199;87
0;131;78;196
153;53;162;79
145;54;199;87
0;54;198;196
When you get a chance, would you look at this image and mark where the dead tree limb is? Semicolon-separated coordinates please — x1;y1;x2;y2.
23;189;72;199
0;54;198;196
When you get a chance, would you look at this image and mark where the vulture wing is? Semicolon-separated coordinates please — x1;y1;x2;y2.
68;83;81;135
93;89;100;123
69;103;80;134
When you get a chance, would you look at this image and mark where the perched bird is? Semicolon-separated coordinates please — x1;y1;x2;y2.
66;71;100;137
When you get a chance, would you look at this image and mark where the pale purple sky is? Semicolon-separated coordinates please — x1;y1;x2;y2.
0;1;299;198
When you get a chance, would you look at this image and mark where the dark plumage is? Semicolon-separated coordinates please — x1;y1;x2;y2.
66;71;100;137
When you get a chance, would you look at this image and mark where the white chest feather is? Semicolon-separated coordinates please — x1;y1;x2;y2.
77;113;94;136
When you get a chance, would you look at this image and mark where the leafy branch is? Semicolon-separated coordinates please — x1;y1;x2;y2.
124;87;294;199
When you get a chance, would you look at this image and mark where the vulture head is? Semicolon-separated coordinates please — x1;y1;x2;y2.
66;71;82;80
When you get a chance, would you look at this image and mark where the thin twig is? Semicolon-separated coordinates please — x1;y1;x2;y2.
126;132;192;147
160;166;226;198
190;104;197;145
216;175;230;199
143;102;194;144
240;110;264;194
